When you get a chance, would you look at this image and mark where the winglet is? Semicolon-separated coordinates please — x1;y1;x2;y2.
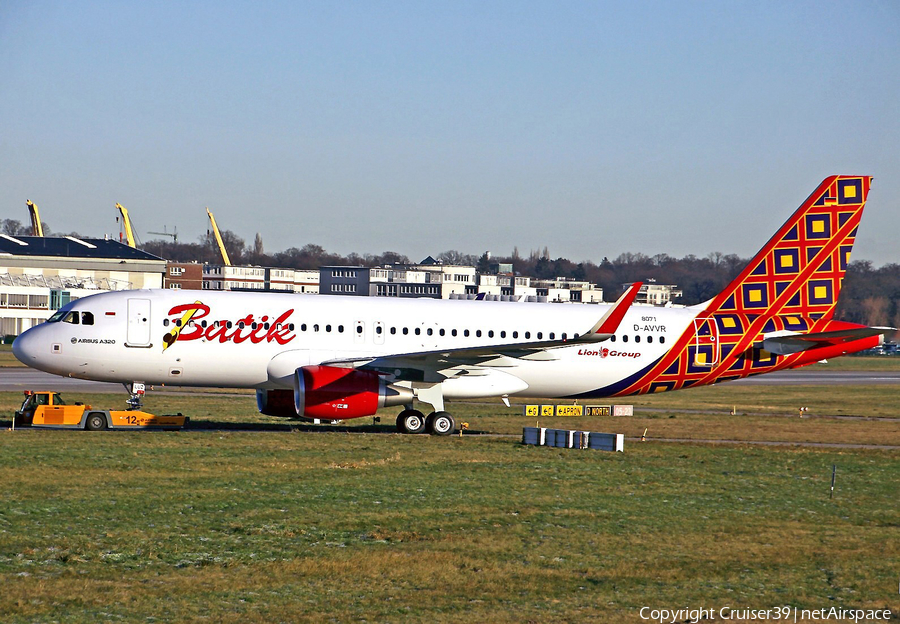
582;282;642;340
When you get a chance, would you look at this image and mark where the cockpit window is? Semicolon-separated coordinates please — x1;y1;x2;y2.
63;312;79;325
47;309;69;323
81;312;94;326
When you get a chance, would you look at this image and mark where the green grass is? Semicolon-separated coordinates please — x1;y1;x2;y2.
1;387;899;623
823;354;900;371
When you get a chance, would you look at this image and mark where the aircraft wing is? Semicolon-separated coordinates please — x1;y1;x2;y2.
321;282;643;382
761;326;894;356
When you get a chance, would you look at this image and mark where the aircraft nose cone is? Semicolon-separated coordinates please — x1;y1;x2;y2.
12;327;40;367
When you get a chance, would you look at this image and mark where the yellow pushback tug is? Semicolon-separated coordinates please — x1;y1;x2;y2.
13;391;186;431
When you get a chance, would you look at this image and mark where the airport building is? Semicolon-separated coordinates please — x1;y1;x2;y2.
0;235;166;337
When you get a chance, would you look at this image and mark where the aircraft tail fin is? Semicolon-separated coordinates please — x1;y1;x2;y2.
703;176;871;319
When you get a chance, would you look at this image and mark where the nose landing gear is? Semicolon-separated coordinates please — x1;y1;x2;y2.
125;382;146;411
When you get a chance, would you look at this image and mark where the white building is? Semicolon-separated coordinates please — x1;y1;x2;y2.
623;280;683;306
532;277;604;303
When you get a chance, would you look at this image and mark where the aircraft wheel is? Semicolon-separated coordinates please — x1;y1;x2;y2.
396;409;426;434
426;411;455;436
85;412;107;431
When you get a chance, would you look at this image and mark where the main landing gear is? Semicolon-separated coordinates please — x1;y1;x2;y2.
395;409;455;436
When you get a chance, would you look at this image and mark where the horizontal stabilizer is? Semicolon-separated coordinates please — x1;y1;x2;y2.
762;326;893;355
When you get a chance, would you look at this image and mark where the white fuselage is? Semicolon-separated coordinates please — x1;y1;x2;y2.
13;289;698;399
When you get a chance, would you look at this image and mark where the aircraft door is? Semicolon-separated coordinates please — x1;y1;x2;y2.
353;320;366;345
692;317;719;367
373;321;385;345
126;298;152;347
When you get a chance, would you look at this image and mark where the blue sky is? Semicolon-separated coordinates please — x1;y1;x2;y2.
1;1;898;265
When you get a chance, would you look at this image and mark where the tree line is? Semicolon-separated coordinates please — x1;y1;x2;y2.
3;218;897;332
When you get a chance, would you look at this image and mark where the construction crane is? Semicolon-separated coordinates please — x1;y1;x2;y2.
115;203;137;248
25;200;44;236
148;226;178;243
206;208;231;266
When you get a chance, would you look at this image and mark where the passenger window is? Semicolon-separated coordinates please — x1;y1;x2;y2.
376;326;383;335
610;335;616;342
549;333;555;340
326;325;332;332
403;327;409;335
288;323;295;331
415;328;421;335
660;336;665;344
338;325;344;333
512;331;518;339
464;329;469;337
562;333;567;340
500;331;506;338
488;330;494;338
635;335;641;343
163;319;170;327
525;332;530;339
476;330;482;337
622;335;628;343
537;332;543;339
451;329;457;337
301;323;307;331
81;312;94;325
647;336;653;343
390;327;396;335
314;324;320;332
427;328;433;336
356;325;363;334
439;329;445;336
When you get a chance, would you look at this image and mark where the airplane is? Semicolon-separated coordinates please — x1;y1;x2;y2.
12;176;893;435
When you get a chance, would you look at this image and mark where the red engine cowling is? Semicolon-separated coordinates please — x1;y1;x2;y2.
294;365;413;420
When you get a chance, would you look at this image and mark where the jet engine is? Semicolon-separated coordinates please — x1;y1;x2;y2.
294;365;414;419
256;388;299;418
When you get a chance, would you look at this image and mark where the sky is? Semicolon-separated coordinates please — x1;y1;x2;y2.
1;1;898;266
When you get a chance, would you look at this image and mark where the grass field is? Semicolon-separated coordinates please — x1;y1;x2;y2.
1;383;899;623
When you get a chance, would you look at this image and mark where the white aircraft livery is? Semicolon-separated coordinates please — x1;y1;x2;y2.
12;176;892;435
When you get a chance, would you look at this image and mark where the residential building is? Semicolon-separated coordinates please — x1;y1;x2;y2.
623;280;683;306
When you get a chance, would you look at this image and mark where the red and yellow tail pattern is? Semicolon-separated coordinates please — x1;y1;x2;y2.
706;175;870;319
613;176;875;397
